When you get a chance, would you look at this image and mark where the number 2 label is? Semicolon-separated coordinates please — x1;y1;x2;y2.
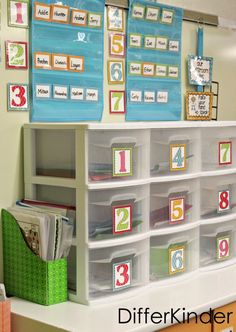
110;91;126;114
8;84;29;111
217;236;230;261
6;41;28;69
113;204;132;234
170;144;187;171
113;260;132;291
218;190;230;213
113;147;132;177
169;245;185;275
219;141;232;165
169;197;185;224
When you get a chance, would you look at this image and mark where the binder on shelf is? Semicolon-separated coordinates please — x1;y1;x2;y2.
2;209;68;306
0;299;11;332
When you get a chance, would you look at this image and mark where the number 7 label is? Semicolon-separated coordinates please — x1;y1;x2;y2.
219;141;232;165
112;204;132;234
110;91;126;114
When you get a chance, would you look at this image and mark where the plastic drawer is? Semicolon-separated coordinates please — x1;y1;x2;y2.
200;219;236;267
150;128;200;177
201;175;236;219
67;246;77;294
89;239;149;299
150;179;199;230
202;127;236;171
88;129;149;182
88;184;149;241
150;227;199;281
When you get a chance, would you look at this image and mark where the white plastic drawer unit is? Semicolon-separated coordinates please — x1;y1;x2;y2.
88;185;149;241
202;127;236;171
150;179;199;230
200;219;236;268
88;129;149;182
201;174;236;219
150;128;200;177
150;227;199;281
89;239;149;299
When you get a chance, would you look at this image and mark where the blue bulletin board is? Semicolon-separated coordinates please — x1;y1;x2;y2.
31;0;104;122
126;0;183;121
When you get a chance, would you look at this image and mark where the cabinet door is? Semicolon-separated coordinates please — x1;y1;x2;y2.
213;302;236;332
158;315;212;332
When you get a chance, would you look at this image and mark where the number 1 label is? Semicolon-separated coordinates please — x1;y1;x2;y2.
113;147;132;177
219;141;232;165
169;245;185;275
169;197;185;224
110;91;126;114
9;0;29;28
113;204;132;234
113;260;132;291
217;236;230;261
170;144;187;171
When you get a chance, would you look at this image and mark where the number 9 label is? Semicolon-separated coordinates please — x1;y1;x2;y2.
217;236;230;261
113;260;132;291
113;204;132;234
8;83;29;111
219;141;232;165
169;245;185;275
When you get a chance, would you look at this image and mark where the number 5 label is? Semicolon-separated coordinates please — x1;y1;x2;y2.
113;204;132;234
169;197;185;224
170;144;187;171
110;91;126;114
169;245;185;275
219;141;232;165
113;260;132;291
217;236;230;261
8;84;29;111
113;147;132;177
108;60;125;84
109;34;125;58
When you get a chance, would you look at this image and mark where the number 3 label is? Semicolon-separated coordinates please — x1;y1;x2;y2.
170;144;187;171
169;245;185;275
113;147;132;177
110;91;126;114
113;204;132;234
8;84;29;111
217;236;230;261
219;141;232;165
169;197;185;224
113;260;132;291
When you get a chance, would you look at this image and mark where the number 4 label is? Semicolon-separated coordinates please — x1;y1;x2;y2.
219;141;232;165
169;197;185;224
8;83;29;111
170;144;187;171
113;204;132;234
113;147;132;177
217;236;230;261
110;91;126;114
113;260;132;291
169;245;185;275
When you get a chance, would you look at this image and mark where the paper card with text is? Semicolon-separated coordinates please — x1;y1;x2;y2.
71;9;87;26
169;197;185;224
110;91;126;114
218;190;231;213
186;92;213;120
188;55;213;86
168;66;179;79
34;2;51;22
113;260;132;291
157;91;168;103
8;83;29;111
6;41;28;69
156;36;168;50
8;0;29;28
144;91;155;103
129;62;142;76
156;64;167;77
144;36;156;50
169;40;179;52
34;52;51;70
51;4;69;24
142;63;155;77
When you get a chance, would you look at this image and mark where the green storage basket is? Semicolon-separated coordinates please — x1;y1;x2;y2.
2;209;68;305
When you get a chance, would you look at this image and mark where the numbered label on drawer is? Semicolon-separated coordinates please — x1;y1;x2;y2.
169;245;185;275
113;147;133;177
113;204;132;234
8;83;29;111
218;190;231;213
219;141;232;165
170;144;186;171
217;235;230;261
113;260;132;291
169;197;185;224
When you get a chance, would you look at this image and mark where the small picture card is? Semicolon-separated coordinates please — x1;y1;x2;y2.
186;92;213;120
169;197;185;224
168;66;179;79
51;4;69;24
131;4;145;19
70;87;84;100
129;34;142;48
144;91;155;103
35;84;51;99
86;89;98;102
108;60;125;84
110;90;126;114
170;144;187;171
218;190;231;213
144;36;156;50
156;64;167;77
53;85;68;99
219;141;232;165
109;33;126;58
112;204;132;234
113;260;132;291
145;6;159;21
188;55;213;86
142;63;155;77
157;91;168;103
8;0;29;28
129;62;142;76
8;83;29;111
156;36;168;50
161;9;174;24
169;40;179;52
130;90;142;103
52;54;68;71
34;52;51;70
107;6;124;32
71;9;87;26
68;56;84;72
113;147;133;177
34;2;51;22
6;41;28;69
217;235;230;261
169;244;186;275
88;12;102;28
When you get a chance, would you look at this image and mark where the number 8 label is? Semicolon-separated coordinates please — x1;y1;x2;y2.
113;260;132;291
8;84;29;111
217;236;230;261
169;245;185;275
113;204;132;234
219;141;232;165
218;190;230;213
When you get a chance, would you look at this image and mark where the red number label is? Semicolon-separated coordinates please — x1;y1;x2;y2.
11;85;26;107
15;2;24;24
217;237;230;260
113;261;131;291
218;190;230;213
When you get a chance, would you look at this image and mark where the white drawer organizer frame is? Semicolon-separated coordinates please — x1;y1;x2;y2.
23;121;236;305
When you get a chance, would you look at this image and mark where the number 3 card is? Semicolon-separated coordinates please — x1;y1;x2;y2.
8;83;30;111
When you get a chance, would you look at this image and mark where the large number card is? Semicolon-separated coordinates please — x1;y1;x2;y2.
170;144;187;171
169;244;186;275
109;33;126;58
113;260;132;291
217;235;230;261
8;0;29;28
110;91;126;114
112;204;132;234
107;6;124;31
169;197;185;224
8;83;29;111
218;190;231;213
6;41;28;69
186;92;213;120
108;60;125;84
113;147;132;177
219;141;232;165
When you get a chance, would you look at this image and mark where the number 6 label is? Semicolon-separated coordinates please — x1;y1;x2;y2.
169;245;185;275
217;236;230;261
169;197;185;224
113;204;132;234
108;60;125;84
8;84;29;111
219;141;232;165
113;260;132;291
170;144;187;171
113;147;133;177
